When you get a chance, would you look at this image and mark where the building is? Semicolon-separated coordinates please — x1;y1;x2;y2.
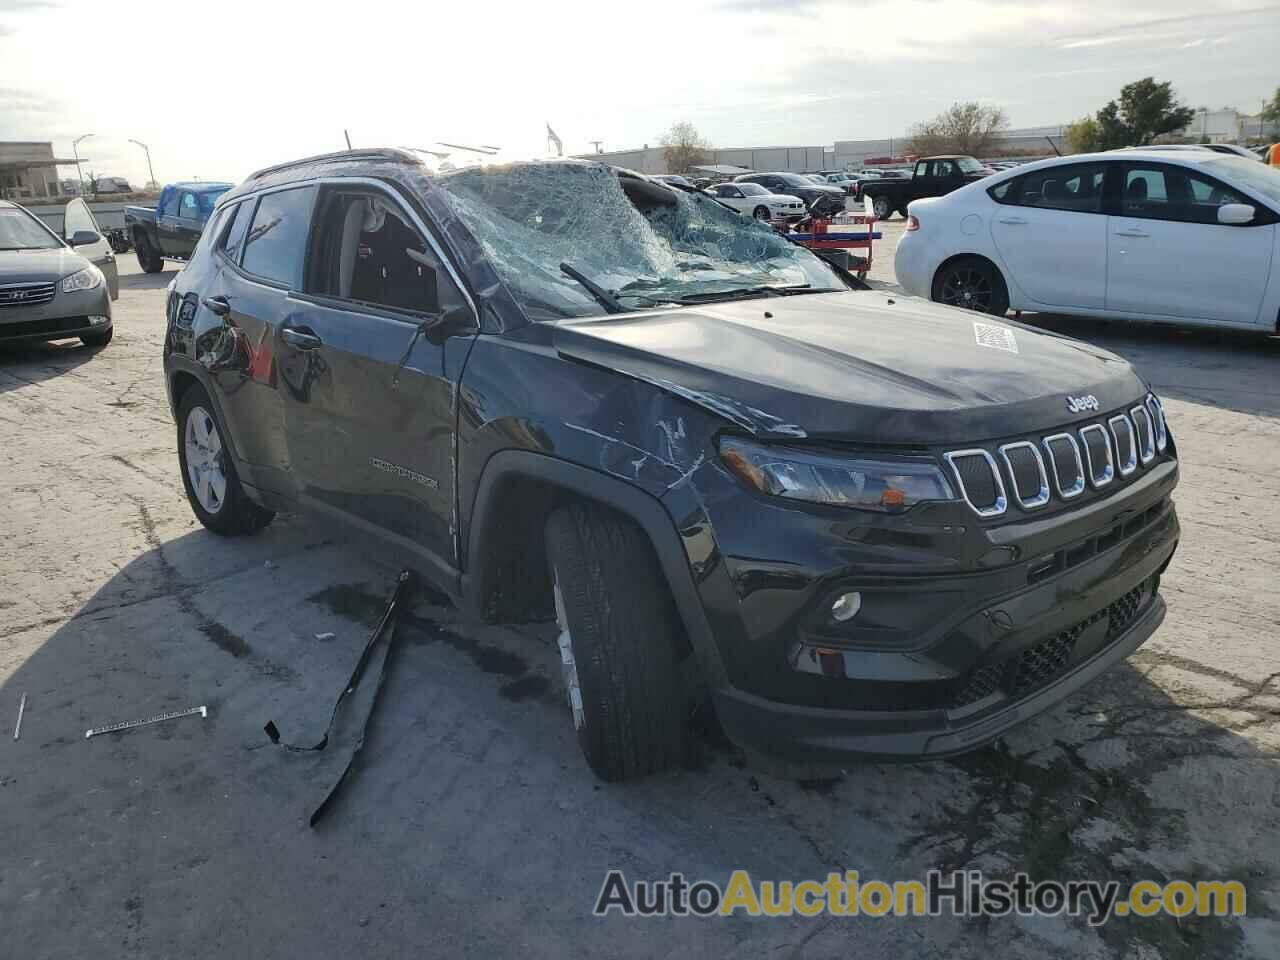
577;144;829;175
0;141;81;200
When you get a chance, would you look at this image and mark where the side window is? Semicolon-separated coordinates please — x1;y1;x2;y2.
159;190;180;218
932;160;955;178
1008;163;1107;213
1122;165;1249;224
220;200;251;263
180;192;200;218
305;190;463;316
240;186;317;287
988;180;1013;202
914;161;929;178
63;198;99;238
725;186;743;198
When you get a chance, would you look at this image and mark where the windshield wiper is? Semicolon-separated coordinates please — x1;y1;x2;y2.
675;284;814;304
560;262;624;315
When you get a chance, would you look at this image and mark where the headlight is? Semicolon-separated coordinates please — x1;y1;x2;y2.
719;437;955;511
62;266;104;293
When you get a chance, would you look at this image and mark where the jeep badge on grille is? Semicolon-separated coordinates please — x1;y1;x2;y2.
1066;394;1099;414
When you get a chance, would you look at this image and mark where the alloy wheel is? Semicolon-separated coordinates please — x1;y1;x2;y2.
939;266;993;312
184;405;227;514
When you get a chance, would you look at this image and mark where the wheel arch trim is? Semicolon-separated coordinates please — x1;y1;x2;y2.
463;449;727;685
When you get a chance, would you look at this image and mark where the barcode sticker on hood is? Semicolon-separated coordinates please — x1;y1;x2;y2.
973;321;1018;354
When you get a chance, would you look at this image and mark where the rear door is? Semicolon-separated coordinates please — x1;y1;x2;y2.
155;187;182;256
62;198;118;300
203;186;317;497
1105;162;1274;325
988;160;1110;309
279;182;477;570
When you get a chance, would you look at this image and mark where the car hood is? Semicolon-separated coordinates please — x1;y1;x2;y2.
0;247;89;282
766;194;804;204
553;291;1145;444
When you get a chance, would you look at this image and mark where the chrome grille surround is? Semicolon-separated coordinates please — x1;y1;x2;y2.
996;441;1050;510
1130;405;1156;464
1042;433;1086;500
1078;423;1114;489
1146;395;1168;452
1109;414;1138;477
0;281;56;308
943;449;1008;518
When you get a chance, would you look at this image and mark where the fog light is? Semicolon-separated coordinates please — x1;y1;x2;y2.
830;591;862;622
88;315;109;326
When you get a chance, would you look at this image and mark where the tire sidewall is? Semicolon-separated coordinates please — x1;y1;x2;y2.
932;257;1010;317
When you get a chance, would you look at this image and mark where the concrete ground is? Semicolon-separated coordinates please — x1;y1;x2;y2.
2;236;1278;959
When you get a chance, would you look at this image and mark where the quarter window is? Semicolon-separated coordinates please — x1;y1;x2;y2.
160;190;180;218
1122;165;1250;224
305;189;462;316
220;200;250;263
240;186;316;287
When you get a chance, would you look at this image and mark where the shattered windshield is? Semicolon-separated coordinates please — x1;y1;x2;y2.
436;162;845;320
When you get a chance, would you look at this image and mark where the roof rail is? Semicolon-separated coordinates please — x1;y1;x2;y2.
245;147;421;183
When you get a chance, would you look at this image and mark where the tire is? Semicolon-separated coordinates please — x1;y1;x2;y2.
81;327;112;348
135;232;163;273
931;256;1010;317
896;207;909;219
752;205;771;221
176;383;274;536
545;501;690;781
872;195;893;220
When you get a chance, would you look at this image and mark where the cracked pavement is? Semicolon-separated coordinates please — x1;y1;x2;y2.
2;235;1279;958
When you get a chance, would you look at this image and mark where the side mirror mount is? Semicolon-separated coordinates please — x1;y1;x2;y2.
424;304;478;346
69;230;101;247
1217;203;1255;226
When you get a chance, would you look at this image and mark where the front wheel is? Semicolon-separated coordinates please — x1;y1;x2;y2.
872;196;893;220
752;205;771;221
545;502;691;781
176;384;274;535
931;256;1010;317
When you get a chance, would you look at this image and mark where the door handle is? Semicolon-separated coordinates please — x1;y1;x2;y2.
1115;229;1149;238
202;296;230;317
997;216;1027;225
281;326;322;350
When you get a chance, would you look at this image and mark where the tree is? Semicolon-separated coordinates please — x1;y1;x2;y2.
1100;78;1195;147
1064;116;1100;154
907;102;1008;156
660;122;711;175
1262;87;1280;123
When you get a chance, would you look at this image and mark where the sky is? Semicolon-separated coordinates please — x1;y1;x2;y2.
1;0;1277;185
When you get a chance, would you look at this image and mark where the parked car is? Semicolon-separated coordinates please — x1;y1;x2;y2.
705;181;806;220
126;181;232;273
860;155;993;220
895;150;1280;331
163;148;1179;781
653;174;696;189
733;171;846;216
0;199;115;347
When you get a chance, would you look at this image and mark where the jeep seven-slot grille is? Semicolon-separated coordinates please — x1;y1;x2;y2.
944;395;1170;518
949;576;1156;710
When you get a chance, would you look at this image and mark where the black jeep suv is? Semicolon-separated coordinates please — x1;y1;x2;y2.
163;149;1179;781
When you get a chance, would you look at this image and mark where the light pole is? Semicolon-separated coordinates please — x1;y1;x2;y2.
128;139;157;189
72;133;93;196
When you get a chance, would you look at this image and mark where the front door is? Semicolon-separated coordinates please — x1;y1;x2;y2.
62;198;118;300
278;184;475;570
989;160;1110;309
155;187;181;257
1106;162;1274;325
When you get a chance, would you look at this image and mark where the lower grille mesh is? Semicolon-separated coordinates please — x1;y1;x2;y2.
949;577;1155;711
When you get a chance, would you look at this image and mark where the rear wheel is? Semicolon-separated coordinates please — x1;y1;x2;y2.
545;501;690;781
872;195;893;220
134;232;163;273
931;256;1010;317
176;384;274;535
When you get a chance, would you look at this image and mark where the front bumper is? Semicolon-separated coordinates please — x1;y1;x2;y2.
0;284;112;344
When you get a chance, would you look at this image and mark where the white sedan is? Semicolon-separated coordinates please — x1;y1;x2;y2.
895;150;1280;333
705;182;807;221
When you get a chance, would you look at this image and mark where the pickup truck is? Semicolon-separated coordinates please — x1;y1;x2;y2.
162;150;1179;782
859;155;992;220
125;181;232;273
